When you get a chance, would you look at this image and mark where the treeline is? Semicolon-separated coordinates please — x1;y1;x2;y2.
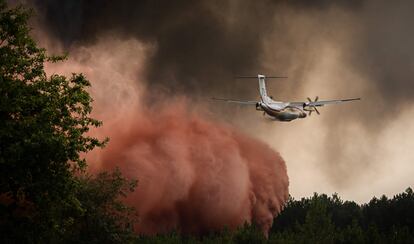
136;188;414;243
270;188;414;243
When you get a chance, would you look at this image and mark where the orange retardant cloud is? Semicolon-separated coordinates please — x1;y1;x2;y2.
88;99;289;235
44;37;289;235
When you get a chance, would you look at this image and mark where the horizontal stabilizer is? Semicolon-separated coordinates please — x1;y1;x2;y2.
235;76;288;79
211;97;257;105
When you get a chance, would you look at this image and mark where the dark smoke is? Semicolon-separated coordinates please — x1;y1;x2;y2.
32;0;272;96
30;0;414;108
27;0;358;99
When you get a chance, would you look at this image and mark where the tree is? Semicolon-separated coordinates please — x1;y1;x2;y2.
64;169;138;244
298;194;336;244
0;1;114;241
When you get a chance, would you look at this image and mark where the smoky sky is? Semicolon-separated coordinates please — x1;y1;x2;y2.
26;0;414;200
30;0;414;116
30;0;365;95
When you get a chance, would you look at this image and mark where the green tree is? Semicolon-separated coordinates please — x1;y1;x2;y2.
0;1;122;242
233;223;266;244
64;169;137;244
339;218;365;244
298;194;336;244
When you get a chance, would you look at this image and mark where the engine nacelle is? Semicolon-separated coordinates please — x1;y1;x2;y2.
256;102;263;111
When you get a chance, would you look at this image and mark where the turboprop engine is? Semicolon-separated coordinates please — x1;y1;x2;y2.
256;102;263;111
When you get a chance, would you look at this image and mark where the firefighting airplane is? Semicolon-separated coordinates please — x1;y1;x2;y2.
213;74;360;122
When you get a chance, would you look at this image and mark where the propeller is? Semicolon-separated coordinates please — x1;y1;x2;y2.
305;96;320;116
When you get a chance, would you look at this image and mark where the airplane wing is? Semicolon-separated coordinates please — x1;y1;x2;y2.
212;98;257;105
290;98;361;107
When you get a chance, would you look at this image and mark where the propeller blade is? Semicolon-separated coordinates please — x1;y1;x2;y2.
315;96;319;102
315;107;320;115
309;110;312;116
307;97;312;102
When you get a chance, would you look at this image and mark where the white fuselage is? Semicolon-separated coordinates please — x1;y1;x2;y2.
256;74;307;121
257;100;307;121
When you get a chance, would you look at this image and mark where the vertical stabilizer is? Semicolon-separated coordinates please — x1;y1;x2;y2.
258;74;271;103
235;75;286;103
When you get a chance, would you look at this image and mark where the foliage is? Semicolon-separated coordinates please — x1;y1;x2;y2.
64;169;138;244
0;1;136;242
134;225;266;244
273;188;414;244
134;188;414;244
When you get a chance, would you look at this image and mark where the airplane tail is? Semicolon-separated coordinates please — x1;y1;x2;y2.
258;75;269;102
235;75;287;103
